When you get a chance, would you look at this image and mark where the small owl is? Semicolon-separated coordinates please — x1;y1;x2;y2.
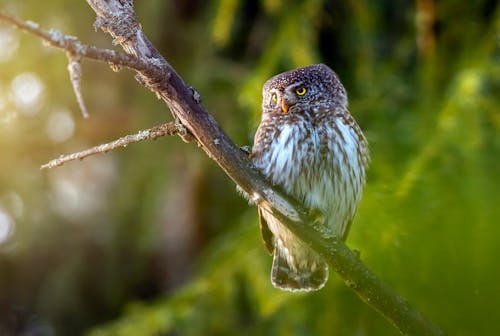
251;64;369;291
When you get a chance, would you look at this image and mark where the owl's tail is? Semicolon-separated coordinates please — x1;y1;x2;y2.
271;244;329;292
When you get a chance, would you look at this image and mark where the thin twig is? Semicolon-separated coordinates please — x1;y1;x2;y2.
0;11;156;73
40;121;179;169
0;11;159;121
67;52;89;118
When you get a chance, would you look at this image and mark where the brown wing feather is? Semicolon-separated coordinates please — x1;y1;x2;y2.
258;208;274;255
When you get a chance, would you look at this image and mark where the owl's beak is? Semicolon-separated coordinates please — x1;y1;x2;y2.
281;99;289;113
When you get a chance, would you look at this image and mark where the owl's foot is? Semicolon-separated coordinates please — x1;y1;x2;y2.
308;207;327;226
239;145;252;157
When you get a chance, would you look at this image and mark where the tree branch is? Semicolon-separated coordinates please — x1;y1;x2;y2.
0;11;157;73
66;52;89;118
40;121;181;169
1;5;445;335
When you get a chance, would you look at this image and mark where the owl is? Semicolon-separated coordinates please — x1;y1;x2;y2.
251;64;369;292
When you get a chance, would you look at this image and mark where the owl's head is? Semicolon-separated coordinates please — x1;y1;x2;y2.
262;64;347;115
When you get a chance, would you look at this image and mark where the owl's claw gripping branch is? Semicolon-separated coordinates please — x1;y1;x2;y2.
0;2;444;335
239;146;252;156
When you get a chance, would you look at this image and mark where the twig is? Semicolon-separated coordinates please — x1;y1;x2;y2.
0;11;156;74
40;121;180;169
0;10;160;121
67;52;89;118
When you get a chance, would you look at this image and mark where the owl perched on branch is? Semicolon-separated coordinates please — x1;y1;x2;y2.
251;64;369;292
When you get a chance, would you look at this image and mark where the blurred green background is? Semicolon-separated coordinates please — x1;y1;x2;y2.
0;0;499;335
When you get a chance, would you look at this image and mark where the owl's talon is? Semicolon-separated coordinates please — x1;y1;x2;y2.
309;207;326;226
240;145;252;156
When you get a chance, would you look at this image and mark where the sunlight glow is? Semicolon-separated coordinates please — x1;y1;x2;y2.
49;157;117;223
46;108;75;143
10;72;45;114
0;208;14;244
0;28;19;63
456;69;481;108
3;192;24;219
0;94;5;112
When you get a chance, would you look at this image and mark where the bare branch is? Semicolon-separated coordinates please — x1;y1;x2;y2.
0;10;162;121
0;11;156;73
66;52;89;118
40;121;180;169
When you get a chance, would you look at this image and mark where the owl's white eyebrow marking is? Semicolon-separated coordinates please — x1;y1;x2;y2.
285;82;303;92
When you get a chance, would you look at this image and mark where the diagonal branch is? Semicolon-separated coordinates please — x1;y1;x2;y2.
1;5;445;336
85;2;445;334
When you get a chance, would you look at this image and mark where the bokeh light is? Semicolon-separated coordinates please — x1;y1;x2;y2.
0;90;5;112
0;28;19;63
2;192;24;219
48;156;117;222
10;72;45;115
45;108;75;143
0;207;14;244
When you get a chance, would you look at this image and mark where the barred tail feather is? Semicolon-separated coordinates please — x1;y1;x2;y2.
271;244;329;292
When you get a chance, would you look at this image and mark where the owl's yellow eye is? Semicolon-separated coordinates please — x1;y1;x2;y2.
271;93;277;102
295;86;307;96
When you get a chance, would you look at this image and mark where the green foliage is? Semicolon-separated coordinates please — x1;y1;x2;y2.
88;216;395;336
1;0;499;335
89;1;500;335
